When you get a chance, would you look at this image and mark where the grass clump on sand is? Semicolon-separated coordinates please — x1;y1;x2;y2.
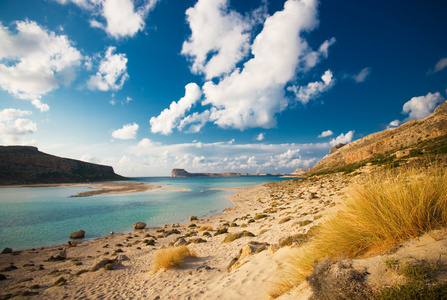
270;164;447;297
152;245;194;272
222;231;255;243
253;214;268;220
198;225;213;232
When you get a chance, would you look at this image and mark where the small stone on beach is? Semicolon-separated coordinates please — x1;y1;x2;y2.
1;248;12;254
133;222;147;229
70;230;85;239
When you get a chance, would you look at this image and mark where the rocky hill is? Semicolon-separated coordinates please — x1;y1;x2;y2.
171;169;243;177
0;146;128;185
311;100;447;174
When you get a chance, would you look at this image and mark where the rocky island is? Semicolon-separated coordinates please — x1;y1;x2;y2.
0;146;128;185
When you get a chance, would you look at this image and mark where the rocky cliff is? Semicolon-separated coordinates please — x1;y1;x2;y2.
0;146;128;185
312;100;447;173
171;169;243;177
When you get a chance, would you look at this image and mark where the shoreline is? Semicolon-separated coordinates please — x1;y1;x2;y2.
0;174;348;299
0;181;192;197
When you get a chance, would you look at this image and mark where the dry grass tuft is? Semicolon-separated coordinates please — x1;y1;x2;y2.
152;245;194;272
269;163;447;297
198;225;213;232
314;164;447;258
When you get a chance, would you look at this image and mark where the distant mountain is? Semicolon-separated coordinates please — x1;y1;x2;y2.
309;100;447;174
0;146;128;185
171;169;245;177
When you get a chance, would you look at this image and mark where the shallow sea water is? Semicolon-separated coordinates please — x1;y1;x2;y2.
0;176;288;250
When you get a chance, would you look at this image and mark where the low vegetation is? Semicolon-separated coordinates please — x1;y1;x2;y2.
270;163;447;297
198;225;213;232
379;258;446;299
152;245;194;272
222;231;255;243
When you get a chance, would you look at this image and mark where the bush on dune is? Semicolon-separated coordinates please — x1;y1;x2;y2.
270;163;447;297
152;245;194;272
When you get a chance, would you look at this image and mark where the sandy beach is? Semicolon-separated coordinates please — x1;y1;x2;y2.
1;174;446;299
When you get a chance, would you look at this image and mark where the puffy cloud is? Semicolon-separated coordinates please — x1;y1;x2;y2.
0;20;83;111
87;46;129;91
329;131;354;146
387;119;400;129
152;0;335;133
55;0;160;38
53;0;91;9
288;70;334;104
402;92;444;120
150;83;202;135
0;108;37;144
112;122;139;139
318;130;333;138
256;133;265;141
177;110;210;133
181;0;253;79
201;0;331;130
0;108;32;122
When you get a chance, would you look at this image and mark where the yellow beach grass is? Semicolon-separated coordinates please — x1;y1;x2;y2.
270;163;447;296
152;245;194;272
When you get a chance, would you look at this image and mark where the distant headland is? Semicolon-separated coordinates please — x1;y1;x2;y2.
171;168;286;177
0;146;128;185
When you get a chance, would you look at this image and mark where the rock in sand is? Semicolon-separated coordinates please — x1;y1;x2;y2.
133;222;147;229
1;248;12;254
70;230;85;239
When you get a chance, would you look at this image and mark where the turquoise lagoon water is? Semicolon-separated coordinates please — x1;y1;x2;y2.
0;176;288;250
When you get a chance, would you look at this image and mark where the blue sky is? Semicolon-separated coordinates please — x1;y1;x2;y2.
0;0;446;176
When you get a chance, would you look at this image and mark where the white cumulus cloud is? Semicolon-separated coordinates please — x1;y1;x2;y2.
181;0;254;79
0;20;83;111
387;119;400;129
402;92;444;121
318;130;333;138
178;110;210;134
150;83;202;135
87;46;129;91
112;122;139;139
55;0;160;39
201;0;330;130
329;131;354;146
0;108;37;144
288;69;334;104
256;133;265;141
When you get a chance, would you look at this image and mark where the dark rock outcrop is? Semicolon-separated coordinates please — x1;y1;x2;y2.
312;101;447;173
0;146;128;185
329;143;346;154
171;168;242;177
